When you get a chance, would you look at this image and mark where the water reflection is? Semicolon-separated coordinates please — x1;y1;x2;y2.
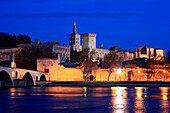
3;86;170;113
160;87;170;113
135;87;144;113
111;87;127;113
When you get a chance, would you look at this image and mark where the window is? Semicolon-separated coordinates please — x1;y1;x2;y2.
45;69;49;73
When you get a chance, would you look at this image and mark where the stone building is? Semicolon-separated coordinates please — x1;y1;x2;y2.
81;33;96;51
52;43;70;63
37;55;83;81
0;47;18;67
133;45;165;61
19;40;70;63
0;47;18;61
69;21;82;52
69;21;165;62
69;22;114;61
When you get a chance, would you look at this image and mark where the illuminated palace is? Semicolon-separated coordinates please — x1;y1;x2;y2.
69;21;165;62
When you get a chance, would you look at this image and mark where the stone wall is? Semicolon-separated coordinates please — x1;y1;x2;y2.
50;67;83;81
94;68;170;81
37;58;84;81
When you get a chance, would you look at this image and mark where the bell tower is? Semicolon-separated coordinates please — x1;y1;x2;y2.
69;21;81;52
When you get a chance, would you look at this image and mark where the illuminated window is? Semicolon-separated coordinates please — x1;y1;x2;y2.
11;61;15;68
12;71;15;77
19;72;21;78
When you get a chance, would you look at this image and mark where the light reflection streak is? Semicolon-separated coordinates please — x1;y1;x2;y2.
111;87;127;113
135;87;144;113
160;87;169;113
83;86;87;97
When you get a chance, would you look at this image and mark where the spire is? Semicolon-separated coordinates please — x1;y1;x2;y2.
74;21;76;27
73;21;77;33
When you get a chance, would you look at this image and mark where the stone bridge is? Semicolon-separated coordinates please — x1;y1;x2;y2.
0;66;49;88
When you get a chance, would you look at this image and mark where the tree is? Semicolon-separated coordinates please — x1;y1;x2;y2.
17;34;25;44
15;45;53;70
103;52;121;81
80;49;98;80
25;35;32;44
0;32;32;47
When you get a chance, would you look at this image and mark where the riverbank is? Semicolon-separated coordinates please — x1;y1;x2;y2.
36;81;170;87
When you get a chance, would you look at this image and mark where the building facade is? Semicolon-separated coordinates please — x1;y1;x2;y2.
134;45;165;61
69;21;82;52
69;21;165;62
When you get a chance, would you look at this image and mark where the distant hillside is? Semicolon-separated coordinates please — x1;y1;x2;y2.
0;32;32;47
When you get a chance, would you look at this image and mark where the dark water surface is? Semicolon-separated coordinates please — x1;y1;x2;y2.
0;86;170;113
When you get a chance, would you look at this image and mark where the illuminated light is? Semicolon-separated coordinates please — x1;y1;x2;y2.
114;68;116;71
12;71;15;78
115;87;126;97
138;70;141;73
163;95;168;100
117;69;122;74
144;87;147;91
160;87;169;100
83;86;87;97
145;75;147;77
111;87;127;113
11;61;15;68
135;87;143;99
144;95;147;98
163;70;166;73
19;72;21;78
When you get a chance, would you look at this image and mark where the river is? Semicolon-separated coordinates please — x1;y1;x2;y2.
0;86;170;113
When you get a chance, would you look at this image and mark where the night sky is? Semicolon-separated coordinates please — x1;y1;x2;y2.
0;0;170;54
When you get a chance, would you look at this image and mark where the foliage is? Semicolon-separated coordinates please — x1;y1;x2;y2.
15;45;53;70
79;49;98;78
103;52;121;80
0;32;32;47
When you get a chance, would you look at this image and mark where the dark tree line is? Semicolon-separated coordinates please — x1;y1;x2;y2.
0;32;32;47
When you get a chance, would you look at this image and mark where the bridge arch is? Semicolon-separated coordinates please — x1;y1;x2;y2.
0;70;12;88
40;74;46;81
23;72;34;87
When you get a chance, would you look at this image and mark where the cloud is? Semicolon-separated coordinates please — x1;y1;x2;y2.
0;12;145;19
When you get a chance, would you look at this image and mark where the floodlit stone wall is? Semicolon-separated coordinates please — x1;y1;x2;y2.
94;67;170;81
37;58;83;81
51;67;83;81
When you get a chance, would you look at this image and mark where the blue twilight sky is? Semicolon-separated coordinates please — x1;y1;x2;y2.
0;0;170;54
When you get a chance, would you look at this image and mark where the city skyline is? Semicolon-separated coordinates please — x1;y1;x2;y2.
0;0;170;53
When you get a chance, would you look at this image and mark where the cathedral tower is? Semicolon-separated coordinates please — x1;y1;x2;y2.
69;21;81;52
